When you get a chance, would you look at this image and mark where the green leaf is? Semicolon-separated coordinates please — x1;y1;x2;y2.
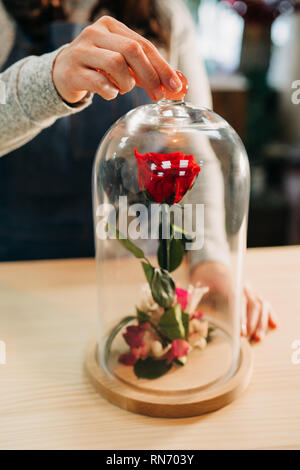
134;357;172;379
182;312;190;339
105;315;136;362
168;238;185;272
142;261;154;284
151;268;175;308
110;224;145;259
157;225;185;273
136;308;150;324
158;304;185;341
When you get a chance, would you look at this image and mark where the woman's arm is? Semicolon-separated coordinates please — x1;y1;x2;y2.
0;49;93;158
0;14;182;158
0;0;15;67
0;0;85;157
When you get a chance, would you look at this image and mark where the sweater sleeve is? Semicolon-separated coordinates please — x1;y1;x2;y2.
0;48;93;158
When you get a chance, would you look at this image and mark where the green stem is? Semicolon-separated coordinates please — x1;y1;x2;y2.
143;256;152;266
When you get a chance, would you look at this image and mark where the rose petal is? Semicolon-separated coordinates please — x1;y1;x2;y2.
135;149;201;204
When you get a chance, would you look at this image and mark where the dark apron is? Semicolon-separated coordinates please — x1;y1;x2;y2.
0;23;150;261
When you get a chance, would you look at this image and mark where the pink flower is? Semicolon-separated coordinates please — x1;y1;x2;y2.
165;339;190;364
175;287;189;310
119;352;138;365
123;323;149;349
191;311;204;320
119;322;157;366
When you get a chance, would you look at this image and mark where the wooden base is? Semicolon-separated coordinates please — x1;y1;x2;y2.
85;338;254;418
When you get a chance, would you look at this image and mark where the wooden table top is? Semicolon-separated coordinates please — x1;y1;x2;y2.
0;246;299;450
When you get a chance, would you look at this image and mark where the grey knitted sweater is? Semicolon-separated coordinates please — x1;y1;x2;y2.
0;0;211;158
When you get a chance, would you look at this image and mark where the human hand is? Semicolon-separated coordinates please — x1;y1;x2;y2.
52;15;182;104
190;261;278;342
241;283;278;342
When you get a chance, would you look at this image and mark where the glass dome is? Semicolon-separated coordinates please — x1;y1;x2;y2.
92;88;250;398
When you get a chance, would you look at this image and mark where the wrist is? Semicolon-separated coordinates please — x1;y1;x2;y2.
52;47;87;104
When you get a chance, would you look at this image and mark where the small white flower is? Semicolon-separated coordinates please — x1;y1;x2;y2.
151;341;171;358
151;340;163;357
194;337;207;350
138;284;164;321
185;284;209;314
190;319;208;338
188;333;207;350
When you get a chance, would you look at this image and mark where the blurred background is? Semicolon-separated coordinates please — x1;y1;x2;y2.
184;0;300;247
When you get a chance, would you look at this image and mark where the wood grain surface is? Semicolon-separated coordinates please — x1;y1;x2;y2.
0;246;299;449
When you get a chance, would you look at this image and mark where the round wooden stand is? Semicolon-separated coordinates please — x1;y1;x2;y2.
85;337;254;418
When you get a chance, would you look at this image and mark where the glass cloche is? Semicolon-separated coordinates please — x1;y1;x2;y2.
91;74;250;413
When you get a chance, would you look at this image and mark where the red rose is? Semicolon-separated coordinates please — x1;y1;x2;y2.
134;148;201;204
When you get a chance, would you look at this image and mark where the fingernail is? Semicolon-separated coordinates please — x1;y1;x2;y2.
169;77;182;91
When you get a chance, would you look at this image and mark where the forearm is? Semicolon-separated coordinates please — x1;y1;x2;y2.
0;48;92;158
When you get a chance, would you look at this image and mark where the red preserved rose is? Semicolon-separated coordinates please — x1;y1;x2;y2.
134;148;201;204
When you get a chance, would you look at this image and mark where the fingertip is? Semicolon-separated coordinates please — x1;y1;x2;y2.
169;76;182;92
269;318;278;329
102;83;119;100
254;330;265;342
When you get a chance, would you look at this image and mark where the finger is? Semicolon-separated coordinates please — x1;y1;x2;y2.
245;288;261;339
89;30;162;100
75;68;119;100
241;293;247;337
97;33;164;100
83;48;136;94
84;24;161;98
253;300;269;342
99;16;182;93
268;306;279;329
